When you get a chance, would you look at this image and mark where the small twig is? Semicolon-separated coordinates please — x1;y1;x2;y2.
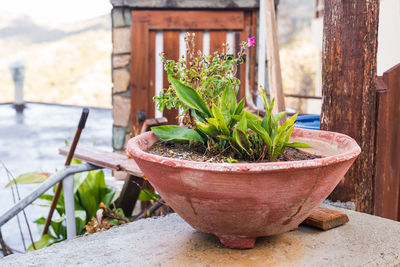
209;145;231;161
131;180;168;207
1;161;34;250
133;200;164;222
0;229;13;256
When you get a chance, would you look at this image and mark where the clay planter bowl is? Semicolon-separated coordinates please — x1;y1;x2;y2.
127;128;360;249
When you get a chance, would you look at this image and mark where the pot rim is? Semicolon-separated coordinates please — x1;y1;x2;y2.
127;128;361;173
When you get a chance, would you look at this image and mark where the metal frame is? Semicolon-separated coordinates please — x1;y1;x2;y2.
0;163;100;239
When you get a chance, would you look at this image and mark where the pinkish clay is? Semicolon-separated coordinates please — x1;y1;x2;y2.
127;128;360;249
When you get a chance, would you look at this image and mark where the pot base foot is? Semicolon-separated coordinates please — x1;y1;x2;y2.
217;235;256;249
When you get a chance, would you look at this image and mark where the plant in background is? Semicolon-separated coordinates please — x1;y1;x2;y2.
27;159;123;250
152;34;311;162
154;33;249;118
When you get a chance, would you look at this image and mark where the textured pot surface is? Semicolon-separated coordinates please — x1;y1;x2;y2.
127;128;360;249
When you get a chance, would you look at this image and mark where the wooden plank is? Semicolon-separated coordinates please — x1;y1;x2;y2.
374;63;400;220
132;10;244;30
249;10;257;96
162;31;180;125
131;20;150;135
235;31;246;101
321;0;379;213
209;30;227;55
264;0;286;115
59;145;143;177
302;207;349;230
115;175;144;216
148;30;156;121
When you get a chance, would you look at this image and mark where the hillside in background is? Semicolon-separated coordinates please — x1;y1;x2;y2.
0;0;316;111
0;14;112;108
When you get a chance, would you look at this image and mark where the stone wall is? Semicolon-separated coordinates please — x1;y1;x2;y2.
111;7;132;151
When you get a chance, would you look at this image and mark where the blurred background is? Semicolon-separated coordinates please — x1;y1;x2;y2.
0;0;112;107
0;0;317;111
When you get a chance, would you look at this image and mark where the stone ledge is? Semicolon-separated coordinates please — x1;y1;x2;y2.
110;0;259;9
2;205;400;266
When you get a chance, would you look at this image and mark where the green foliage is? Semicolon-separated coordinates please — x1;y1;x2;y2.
151;125;204;144
137;189;161;201
30;159;116;250
154;33;248;113
27;234;57;251
152;34;311;162
4;172;50;187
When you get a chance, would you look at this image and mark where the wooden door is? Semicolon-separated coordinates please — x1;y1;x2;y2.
130;10;256;134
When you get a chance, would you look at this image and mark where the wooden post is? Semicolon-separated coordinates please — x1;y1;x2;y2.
264;0;286;115
321;0;380;213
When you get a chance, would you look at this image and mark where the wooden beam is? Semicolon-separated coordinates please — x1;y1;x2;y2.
302;207;349;230
264;0;285;115
131;11;244;30
321;0;380;213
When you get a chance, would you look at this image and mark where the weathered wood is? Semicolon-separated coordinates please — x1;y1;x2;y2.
115;175;144;216
140;117;168;134
148;30;156;120
163;31;180;125
59;145;143;177
209;30;227;55
321;0;380;213
131;21;150;135
111;0;259;9
264;0;286;115
130;10;255;133
374;63;400;220
302;207;349;230
131;11;244;30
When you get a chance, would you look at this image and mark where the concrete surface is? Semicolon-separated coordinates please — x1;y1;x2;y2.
0;103;113;252
1;205;400;266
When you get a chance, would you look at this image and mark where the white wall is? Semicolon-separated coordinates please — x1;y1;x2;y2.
377;0;400;75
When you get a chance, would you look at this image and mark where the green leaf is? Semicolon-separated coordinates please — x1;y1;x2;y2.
235;113;247;133
195;121;218;137
34;217;46;225
274;111;287;123
27;234;58;251
38;194;54;202
77;173;99;220
71;158;82;165
102;187;116;207
278;113;298;133
234;98;245;115
5;172;50;187
233;129;251;155
75;210;87;235
221;85;237;113
152;125;204;144
168;76;211;117
285;142;313;148
191;109;206;122
285;124;295;143
247;119;272;147
138;189;160;201
212;104;230;136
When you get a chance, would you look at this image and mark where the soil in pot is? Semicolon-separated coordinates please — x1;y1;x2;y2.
149;141;321;163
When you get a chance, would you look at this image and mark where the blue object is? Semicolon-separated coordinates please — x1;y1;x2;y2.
295;115;320;130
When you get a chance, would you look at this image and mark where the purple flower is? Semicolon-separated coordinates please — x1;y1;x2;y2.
247;36;256;47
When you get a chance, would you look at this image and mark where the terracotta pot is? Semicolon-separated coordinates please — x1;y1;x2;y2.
127;128;360;249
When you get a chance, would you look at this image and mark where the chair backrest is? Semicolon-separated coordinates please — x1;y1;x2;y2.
130;9;257;133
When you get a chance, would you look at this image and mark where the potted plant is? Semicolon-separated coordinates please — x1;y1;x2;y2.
127;34;360;249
